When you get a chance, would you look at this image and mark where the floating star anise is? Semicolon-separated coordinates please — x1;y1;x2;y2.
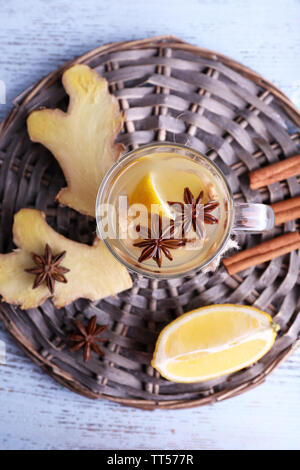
25;243;70;294
67;315;107;363
133;213;186;268
168;187;219;240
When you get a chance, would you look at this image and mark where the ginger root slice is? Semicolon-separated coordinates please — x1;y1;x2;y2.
27;64;124;217
0;209;132;309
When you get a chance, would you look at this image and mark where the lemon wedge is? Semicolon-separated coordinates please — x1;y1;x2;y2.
129;173;174;218
152;304;278;383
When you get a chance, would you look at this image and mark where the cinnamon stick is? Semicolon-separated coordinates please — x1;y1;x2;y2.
249;154;300;189
223;231;300;275
272;195;300;225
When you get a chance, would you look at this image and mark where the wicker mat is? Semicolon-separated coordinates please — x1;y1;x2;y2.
0;36;300;410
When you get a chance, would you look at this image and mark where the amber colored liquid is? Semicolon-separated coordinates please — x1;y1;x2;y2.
105;152;230;276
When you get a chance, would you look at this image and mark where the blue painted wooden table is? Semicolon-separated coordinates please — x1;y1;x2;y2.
0;0;300;450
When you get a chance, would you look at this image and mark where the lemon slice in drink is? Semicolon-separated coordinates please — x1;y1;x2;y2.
152;304;278;383
129;172;207;219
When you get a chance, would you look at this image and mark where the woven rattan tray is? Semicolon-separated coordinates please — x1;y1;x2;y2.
0;36;300;410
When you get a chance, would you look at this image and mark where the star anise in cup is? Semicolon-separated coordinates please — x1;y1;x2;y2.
25;243;70;294
168;187;219;240
67;315;107;363
133;213;186;268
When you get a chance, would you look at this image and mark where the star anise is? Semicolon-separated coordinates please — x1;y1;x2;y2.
67;315;107;362
168;187;219;240
25;243;70;294
133;213;186;268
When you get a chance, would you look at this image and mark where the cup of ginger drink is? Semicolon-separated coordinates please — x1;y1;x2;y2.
96;143;274;278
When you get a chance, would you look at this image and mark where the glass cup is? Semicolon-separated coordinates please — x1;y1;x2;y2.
96;143;274;278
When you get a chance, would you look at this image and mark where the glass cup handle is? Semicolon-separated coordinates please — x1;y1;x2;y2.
232;203;275;233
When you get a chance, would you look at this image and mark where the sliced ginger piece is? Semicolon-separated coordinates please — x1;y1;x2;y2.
0;209;132;309
27;64;124;217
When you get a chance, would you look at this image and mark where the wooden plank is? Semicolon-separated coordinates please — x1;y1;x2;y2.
0;0;299;451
